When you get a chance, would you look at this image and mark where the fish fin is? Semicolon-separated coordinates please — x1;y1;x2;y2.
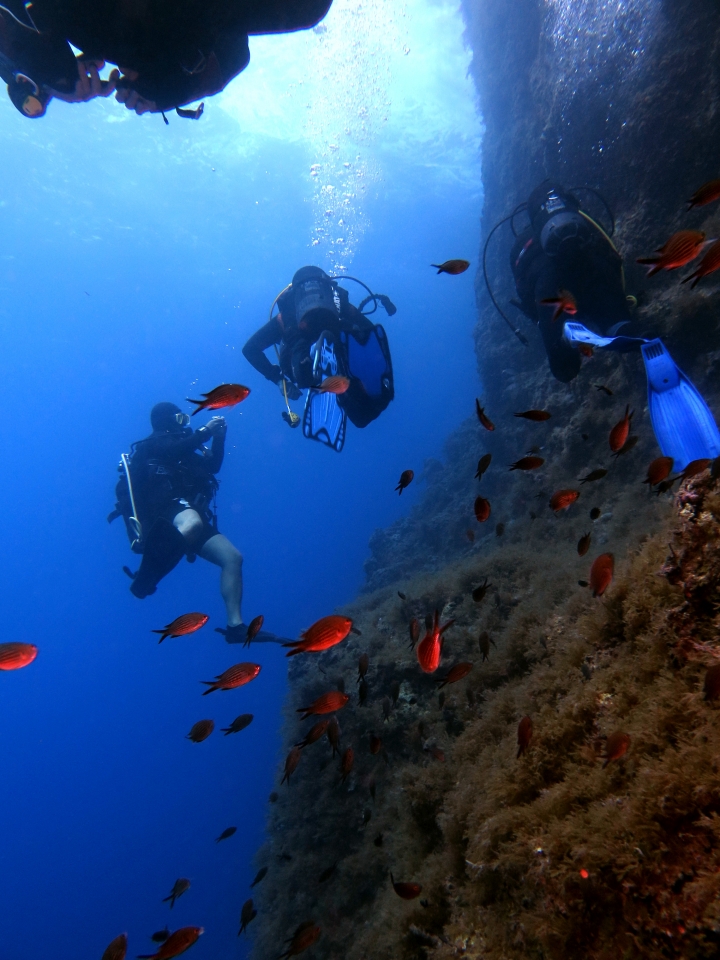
681;270;699;285
284;648;303;657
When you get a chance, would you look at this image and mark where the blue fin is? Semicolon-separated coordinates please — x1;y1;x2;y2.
302;332;347;452
642;339;720;471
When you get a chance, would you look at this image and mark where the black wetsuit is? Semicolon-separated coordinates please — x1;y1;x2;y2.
510;182;632;383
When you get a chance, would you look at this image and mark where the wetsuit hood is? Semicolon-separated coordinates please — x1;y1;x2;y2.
150;402;184;432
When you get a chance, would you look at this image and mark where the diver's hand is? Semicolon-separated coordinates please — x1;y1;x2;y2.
50;59;119;102
115;72;158;115
279;378;302;401
204;416;227;437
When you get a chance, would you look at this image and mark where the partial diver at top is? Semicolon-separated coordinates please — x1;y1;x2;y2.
0;0;332;119
243;265;396;452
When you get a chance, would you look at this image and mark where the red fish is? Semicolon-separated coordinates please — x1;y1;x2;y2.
278;921;321;959
603;731;630;768
609;405;633;452
395;470;414;494
101;933;127;960
514;410;551;421
509;455;544;471
589;553;614;597
186;719;214;742
549;489;580;512
540;288;577;322
297;691;349;719
295;719;330;749
637;230;705;276
681;458;711;482
577;532;591;557
284;615;353;656
138;926;203;959
390;872;422;899
643;456;673;486
474;496;491;522
578;343;594;358
244;615;264;646
0;642;38;670
682;238;720;288
431;259;469;275
152;613;208;643
201;662;261;694
316;375;350;395
187;383;250;414
436;662;473;688
340;746;354;783
281;746;302;784
416;609;455;674
687;179;720;209
475;399;495;431
517;715;533;758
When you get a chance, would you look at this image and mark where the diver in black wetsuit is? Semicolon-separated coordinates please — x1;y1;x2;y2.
109;401;272;645
509;180;635;383
0;0;332;118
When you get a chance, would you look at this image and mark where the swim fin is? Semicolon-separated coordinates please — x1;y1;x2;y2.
302;331;347;452
129;518;186;599
642;340;720;472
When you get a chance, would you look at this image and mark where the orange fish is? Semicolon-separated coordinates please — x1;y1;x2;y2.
390;872;422;899
431;259;469;275
514;410;551;421
475;399;495;431
137;926;203;959
244;615;264;646
681;458;711;482
509;456;544;471
187;383;250;414
297;691;349;719
589;553;614;597
201;662;261;695
517;715;533;758
549;489;580;512
540;289;577;322
436;662;473;688
162;878;190;908
578;343;594;358
101;933;127;960
369;733;382;755
609;405;633;452
474;496;491;522
704;664;720;701
395;470;414;494
603;731;630;768
0;641;38;670
416;609;455;674
281;746;302;785
284;615;353;657
340;746;354;783
637;230;705;276
643;456;674;486
152;613;208;643
682;238;720;288
278;921;321;959
577;532;591;557
687;179;720;209
295;719;330;749
186;719;214;743
316;375;350;395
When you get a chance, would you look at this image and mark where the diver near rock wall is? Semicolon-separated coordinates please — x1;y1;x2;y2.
0;0;332;119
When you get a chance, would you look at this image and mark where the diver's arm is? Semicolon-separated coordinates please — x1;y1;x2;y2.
242;317;284;383
151;427;215;460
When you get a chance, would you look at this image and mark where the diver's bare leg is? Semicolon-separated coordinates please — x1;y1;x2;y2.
198;533;243;627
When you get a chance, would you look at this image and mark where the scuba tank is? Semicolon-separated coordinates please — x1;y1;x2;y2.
526;181;593;257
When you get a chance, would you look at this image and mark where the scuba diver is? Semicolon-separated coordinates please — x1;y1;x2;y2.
108;402;276;645
242;265;396;452
0;0;332;119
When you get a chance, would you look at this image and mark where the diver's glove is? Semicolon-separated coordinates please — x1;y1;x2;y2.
279;378;302;401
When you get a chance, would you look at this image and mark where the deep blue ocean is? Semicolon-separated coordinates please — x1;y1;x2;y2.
0;2;481;956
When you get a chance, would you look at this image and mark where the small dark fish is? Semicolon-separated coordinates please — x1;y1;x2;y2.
529;511;537;520
162;878;190;908
327;716;340;756
472;578;490;603
474;496;491;522
517;716;533;758
466;529;475;542
408;618;420;650
250;867;268;887
478;630;495;661
102;934;127;960
612;435;639;458
582;433;590;440
603;731;630;767
514;410;551;421
221;713;253;735
432;259;470;275
550;489;580;512
391;680;400;705
373;833;384;847
579;469;607;484
637;229;705;276
438;692;445;709
340;746;354;783
150;929;169;944
681;458;712;482
369;777;376;801
510;456;544;471
369;734;382;755
318;862;337;883
277;921;321;960
215;826;237;843
475;399;495;431
362;808;372;826
590;507;601;520
281;746;302;785
643;457;674;487
186;719;214;743
496;522;505;537
244;614;264;646
278;853;292;862
577;532;591;557
466;688;476;706
238;898;257;935
391;872;423;899
475;453;492;478
358;678;369;706
358;652;369;681
424;613;433;630
269;792;278;803
687;178;720;209
594;384;613;396
176;101;204;119
656;477;679;495
382;696;391;721
704;664;720;701
578;579;589;587
397;591;406;600
152;612;209;643
540;288;577;322
187;383;250;414
395;470;414;494
436;662;473;688
296;718;330;749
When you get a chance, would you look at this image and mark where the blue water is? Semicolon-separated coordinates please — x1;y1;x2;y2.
0;2;481;956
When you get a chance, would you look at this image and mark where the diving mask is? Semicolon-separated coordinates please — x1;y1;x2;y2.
174;412;190;427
